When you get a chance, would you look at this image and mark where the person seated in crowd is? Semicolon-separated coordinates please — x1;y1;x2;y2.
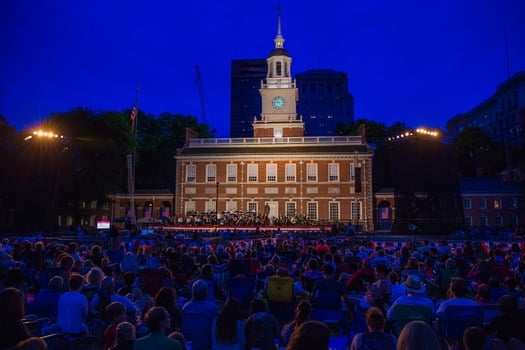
474;283;497;305
111;321;136;350
396;320;443;350
245;298;280;350
281;300;312;348
386;274;435;321
286;320;330;350
211;297;246;350
359;264;391;311
371;249;391;269
462;327;487;350
436;277;477;319
346;258;375;293
103;302;127;350
312;264;350;311
90;276;139;322
154;287;181;334
484;295;525;344
54;273;89;335
387;271;405;305
133;306;181;350
117;272;137;297
350;306;396;350
82;267;106;303
0;287;30;349
181;279;220;350
26;275;63;321
435;258;459;298
168;332;187;350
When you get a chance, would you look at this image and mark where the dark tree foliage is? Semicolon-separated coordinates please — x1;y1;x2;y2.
336;119;411;191
133;112;214;189
452;127;506;178
0;107;212;232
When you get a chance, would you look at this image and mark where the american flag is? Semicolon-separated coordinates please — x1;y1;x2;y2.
130;106;137;131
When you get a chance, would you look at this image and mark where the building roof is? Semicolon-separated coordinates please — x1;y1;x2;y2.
177;143;371;157
268;47;290;57
459;178;521;195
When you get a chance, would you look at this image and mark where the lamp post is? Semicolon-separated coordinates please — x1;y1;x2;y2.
25;130;68;232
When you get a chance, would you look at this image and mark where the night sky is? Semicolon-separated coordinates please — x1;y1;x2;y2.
1;0;524;137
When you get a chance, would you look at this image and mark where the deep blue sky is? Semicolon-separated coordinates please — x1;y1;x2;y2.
1;0;524;138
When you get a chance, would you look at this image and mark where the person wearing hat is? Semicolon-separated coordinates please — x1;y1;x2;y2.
386;274;435;321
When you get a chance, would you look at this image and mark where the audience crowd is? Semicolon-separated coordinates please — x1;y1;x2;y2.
0;230;524;350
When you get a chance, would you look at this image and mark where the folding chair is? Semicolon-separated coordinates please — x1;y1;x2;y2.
437;305;484;341
228;276;256;311
389;304;434;337
266;275;295;324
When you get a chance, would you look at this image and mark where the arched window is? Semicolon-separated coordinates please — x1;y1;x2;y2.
276;61;282;76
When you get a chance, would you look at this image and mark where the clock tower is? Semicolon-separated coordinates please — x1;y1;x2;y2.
253;8;304;138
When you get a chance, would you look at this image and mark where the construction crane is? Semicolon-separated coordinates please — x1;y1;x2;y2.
194;65;207;124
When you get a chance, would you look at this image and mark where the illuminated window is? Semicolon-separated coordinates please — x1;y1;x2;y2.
350;163;356;181
494;198;502;209
351;202;361;221
206;164;216;182
247;202;257;214
225;201;237;212
306;163;317;182
286;202;296;217
266;164;277;182
328;163;339;182
285;163;296;182
307;202;318;220
186;164;196;182
227;164;237;182
329;202;339;222
204;201;215;213
247;164;258;182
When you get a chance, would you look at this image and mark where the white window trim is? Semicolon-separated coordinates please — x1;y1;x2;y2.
266;164;277;182
247;164;258;182
328;163;339;182
186;164;196;182
227;164;237;182
206;164;217;183
306;163;318;182
285;163;296;182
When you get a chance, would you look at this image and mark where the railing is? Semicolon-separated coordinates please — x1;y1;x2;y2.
188;136;363;147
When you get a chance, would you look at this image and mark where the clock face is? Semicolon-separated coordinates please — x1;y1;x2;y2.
272;96;286;110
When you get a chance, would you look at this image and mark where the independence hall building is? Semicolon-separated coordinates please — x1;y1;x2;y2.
174;14;374;231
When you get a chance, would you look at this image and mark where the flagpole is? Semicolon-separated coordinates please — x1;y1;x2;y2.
128;86;140;229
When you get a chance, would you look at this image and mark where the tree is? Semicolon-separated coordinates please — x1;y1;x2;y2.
133;112;214;189
452;127;506;177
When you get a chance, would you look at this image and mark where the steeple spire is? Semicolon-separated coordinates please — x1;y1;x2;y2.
274;2;284;49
